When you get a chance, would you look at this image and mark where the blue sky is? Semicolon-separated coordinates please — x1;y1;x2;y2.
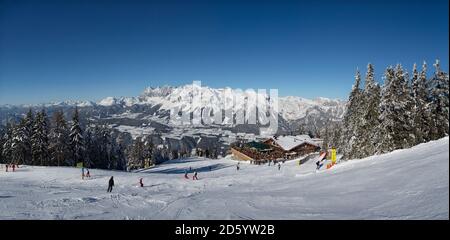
0;0;448;105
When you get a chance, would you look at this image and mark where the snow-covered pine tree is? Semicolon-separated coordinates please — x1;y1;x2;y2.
143;137;155;167
83;123;96;168
114;143;126;170
341;69;363;159
31;109;50;166
100;126;113;169
376;65;415;153
375;66;396;153
1;122;13;163
428;59;449;140
21;109;33;165
126;137;144;170
49;110;70;166
321;123;330;150
0;127;4;164
355;63;381;158
411;62;431;144
69;107;85;166
10;122;26;165
329;121;342;150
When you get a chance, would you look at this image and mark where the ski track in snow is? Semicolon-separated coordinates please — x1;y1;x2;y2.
0;137;448;220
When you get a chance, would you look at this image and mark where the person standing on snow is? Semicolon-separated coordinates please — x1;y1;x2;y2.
278;163;281;171
5;164;8;172
12;164;15;172
139;178;144;187
81;167;85;180
107;176;114;192
86;169;91;178
193;171;198;180
184;170;189;179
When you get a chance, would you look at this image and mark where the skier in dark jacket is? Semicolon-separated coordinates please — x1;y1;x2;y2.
278;163;281;171
107;176;114;192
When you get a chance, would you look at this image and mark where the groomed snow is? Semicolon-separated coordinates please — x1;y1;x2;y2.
0;137;448;220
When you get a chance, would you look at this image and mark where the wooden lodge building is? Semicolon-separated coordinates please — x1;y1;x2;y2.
231;135;320;162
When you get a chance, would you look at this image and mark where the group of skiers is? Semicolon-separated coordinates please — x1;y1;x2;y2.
2;163;18;172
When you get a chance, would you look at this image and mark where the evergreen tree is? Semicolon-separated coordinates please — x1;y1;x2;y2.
22;109;34;164
11;122;26;165
322;123;329;150
83;124;96;168
69;107;84;166
31;109;50;166
127;137;145;170
356;63;381;157
49;110;70;166
428;59;449;139
2;122;14;164
100;126;113;169
376;65;415;153
341;69;363;159
0;127;4;164
411;62;431;143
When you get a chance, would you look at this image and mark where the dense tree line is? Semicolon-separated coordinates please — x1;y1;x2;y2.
333;60;448;160
0;107;222;171
0;108;126;170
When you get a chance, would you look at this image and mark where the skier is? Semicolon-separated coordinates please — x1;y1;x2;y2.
278;163;281;171
184;170;189;179
5;164;8;172
139;178;144;187
86;169;91;178
107;176;114;192
81;167;85;180
12;164;15;172
193;171;198;180
236;163;240;171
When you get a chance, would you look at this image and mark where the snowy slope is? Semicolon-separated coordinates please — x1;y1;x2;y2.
0;137;448;220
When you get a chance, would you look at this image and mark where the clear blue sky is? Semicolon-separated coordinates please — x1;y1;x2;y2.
0;0;448;105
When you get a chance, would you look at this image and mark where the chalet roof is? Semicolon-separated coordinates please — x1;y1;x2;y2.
267;135;319;151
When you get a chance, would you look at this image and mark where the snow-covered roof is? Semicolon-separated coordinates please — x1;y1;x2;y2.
268;135;319;151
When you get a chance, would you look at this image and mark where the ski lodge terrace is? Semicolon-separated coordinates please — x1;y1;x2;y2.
231;135;321;162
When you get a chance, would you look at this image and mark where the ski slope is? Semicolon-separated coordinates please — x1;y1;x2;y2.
0;137;448;219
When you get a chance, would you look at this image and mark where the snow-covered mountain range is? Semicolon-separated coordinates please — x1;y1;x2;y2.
0;84;346;141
